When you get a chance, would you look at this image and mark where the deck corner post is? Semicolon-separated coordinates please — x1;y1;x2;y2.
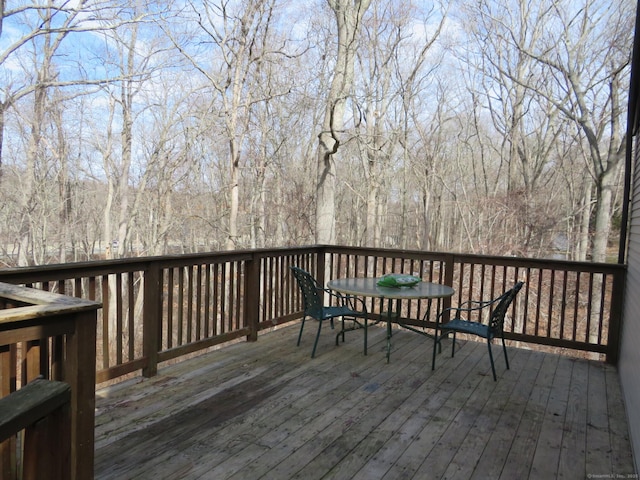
65;310;97;480
606;266;626;365
143;263;161;378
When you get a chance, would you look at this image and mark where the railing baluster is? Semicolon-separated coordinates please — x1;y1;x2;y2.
196;265;203;341
178;267;185;346
205;264;211;338
213;263;219;337
220;263;227;335
598;273;607;345
265;257;273;323
275;257;282;322
587;272;594;344
167;268;174;349
101;275;109;369
572;272;580;342
187;265;194;343
128;272;135;362
116;273;123;365
230;262;237;331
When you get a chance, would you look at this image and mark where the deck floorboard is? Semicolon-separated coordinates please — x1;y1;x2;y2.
94;323;635;479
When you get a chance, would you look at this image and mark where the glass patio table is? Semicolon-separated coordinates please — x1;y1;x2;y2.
327;277;455;362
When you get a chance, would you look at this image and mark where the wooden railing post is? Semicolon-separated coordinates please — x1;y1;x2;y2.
0;344;16;478
64;310;97;480
441;253;455;322
316;247;327;286
245;256;261;342
606;266;626;365
143;263;161;378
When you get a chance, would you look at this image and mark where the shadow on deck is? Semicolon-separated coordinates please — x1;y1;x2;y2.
94;323;635;480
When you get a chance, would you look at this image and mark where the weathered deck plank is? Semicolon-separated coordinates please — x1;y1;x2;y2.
94;323;635;480
496;350;558;479
605;365;635;475
558;358;589;479
446;348;540;480
585;361;614;475
528;354;572;478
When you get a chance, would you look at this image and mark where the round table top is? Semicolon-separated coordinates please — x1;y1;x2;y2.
327;277;455;300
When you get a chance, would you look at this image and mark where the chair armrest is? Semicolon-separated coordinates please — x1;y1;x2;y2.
435;296;501;324
318;287;346;302
315;287;363;310
458;299;493;309
342;294;367;312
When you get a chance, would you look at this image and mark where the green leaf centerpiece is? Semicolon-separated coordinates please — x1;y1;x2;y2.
376;273;421;288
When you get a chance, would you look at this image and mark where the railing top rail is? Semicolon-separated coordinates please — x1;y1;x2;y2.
323;245;626;274
0;246;325;283
0;245;624;284
0;282;101;327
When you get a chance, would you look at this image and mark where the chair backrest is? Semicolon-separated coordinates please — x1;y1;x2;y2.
290;267;324;318
489;281;524;333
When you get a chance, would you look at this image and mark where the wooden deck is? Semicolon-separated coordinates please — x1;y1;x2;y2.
94;323;635;479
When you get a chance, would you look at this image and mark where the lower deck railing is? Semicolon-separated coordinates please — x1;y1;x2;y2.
0;245;624;389
0;283;100;480
0;378;71;480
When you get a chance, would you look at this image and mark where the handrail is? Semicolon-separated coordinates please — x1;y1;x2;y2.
0;245;625;389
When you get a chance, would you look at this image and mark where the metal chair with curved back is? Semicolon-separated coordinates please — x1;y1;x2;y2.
290;266;366;358
432;282;524;380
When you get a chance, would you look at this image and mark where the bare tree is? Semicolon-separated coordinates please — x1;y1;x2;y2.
3;0;91;264
0;0;148;265
315;0;372;244
162;0;287;249
0;0;631;265
469;0;632;261
0;0;145;172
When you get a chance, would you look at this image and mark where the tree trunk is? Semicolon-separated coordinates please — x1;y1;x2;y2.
315;0;372;244
575;180;592;262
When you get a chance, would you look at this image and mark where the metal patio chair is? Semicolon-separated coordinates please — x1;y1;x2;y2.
432;281;524;380
290;266;367;358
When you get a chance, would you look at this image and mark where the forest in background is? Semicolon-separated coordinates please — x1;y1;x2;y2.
0;0;634;267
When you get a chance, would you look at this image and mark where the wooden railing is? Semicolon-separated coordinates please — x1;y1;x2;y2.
0;283;100;480
0;378;71;480
0;246;625;389
324;246;625;362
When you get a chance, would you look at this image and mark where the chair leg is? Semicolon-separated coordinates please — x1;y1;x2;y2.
487;339;497;381
311;320;323;358
364;317;368;355
431;331;438;371
451;332;457;357
501;335;510;370
297;315;307;346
